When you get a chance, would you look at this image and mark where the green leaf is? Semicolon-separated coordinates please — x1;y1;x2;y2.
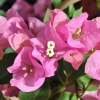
0;10;6;16
4;47;16;54
0;53;17;84
68;4;75;17
0;91;9;100
73;7;83;18
0;0;7;6
58;92;77;100
19;80;50;100
77;75;91;89
52;0;62;7
43;8;51;22
77;75;98;91
83;54;88;63
87;84;98;91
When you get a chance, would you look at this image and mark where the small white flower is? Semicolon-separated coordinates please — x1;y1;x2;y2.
47;41;55;49
46;48;55;57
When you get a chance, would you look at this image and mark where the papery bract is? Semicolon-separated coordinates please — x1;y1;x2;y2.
12;0;34;20
82;91;98;100
6;9;35;38
79;20;100;51
92;17;100;29
66;13;100;52
6;8;23;20
31;25;68;77
56;26;87;52
12;0;51;20
32;25;67;61
66;12;88;34
56;13;100;53
33;0;51;19
8;30;32;53
49;9;68;29
7;17;28;32
6;8;28;36
64;50;84;70
0;16;11;49
0;84;19;97
48;11;89;52
43;58;58;77
85;50;100;80
0;16;13;59
28;17;45;36
7;47;45;92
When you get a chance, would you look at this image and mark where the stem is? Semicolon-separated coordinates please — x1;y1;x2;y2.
49;86;66;100
56;70;76;87
75;82;79;98
65;70;75;82
57;0;81;10
56;70;66;86
79;79;93;97
75;79;94;99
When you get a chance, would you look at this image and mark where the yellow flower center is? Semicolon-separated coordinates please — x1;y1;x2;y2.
72;28;82;40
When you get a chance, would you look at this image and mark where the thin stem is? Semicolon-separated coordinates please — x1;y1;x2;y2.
49;86;66;100
57;0;81;10
66;70;75;82
56;70;66;86
79;79;93;97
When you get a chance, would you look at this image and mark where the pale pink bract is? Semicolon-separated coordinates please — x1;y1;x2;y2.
7;47;45;92
85;50;100;80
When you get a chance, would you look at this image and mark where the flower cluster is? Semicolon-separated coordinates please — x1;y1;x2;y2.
1;8;100;98
12;0;51;20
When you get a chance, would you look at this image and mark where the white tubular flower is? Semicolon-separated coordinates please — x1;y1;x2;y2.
46;48;55;57
47;41;55;49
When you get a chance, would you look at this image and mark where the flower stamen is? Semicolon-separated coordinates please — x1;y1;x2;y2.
22;65;33;77
72;28;81;40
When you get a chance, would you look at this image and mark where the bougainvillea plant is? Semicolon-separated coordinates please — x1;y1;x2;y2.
0;0;100;100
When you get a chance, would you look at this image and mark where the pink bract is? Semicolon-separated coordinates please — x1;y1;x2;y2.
49;9;68;29
82;91;98;100
8;30;32;53
28;17;45;37
92;17;100;29
64;50;84;70
0;84;19;97
12;0;34;20
66;12;88;34
33;0;51;19
79;20;100;51
7;46;45;92
56;13;100;52
85;50;100;80
56;26;87;52
31;25;68;77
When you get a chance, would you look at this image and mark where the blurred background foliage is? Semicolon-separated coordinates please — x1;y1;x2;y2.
0;0;100;19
